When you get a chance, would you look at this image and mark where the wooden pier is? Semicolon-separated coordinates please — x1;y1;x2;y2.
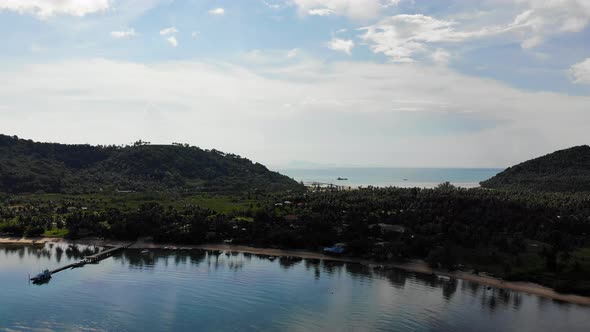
45;243;134;276
304;181;349;191
82;242;135;263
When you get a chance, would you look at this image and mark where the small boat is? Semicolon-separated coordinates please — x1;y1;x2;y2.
30;269;52;283
403;178;408;181
268;256;276;261
141;249;149;254
337;177;348;181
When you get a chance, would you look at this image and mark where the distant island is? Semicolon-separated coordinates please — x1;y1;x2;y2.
0;137;589;297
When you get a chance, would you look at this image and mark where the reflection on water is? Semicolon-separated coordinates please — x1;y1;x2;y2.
1;243;589;332
2;243;100;263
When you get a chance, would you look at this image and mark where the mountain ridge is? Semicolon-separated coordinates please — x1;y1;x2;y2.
480;145;590;192
0;134;302;194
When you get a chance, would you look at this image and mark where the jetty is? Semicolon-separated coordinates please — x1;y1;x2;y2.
304;181;348;191
80;242;135;264
35;243;134;279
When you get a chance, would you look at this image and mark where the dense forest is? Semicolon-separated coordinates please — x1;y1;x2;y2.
0;135;302;194
481;145;590;192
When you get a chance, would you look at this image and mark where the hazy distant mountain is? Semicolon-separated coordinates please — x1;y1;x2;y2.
480;145;590;192
0;135;302;194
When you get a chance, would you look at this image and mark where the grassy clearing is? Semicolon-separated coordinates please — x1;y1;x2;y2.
43;228;69;238
6;192;258;215
232;216;254;222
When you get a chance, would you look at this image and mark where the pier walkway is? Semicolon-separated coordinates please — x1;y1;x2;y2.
46;243;134;276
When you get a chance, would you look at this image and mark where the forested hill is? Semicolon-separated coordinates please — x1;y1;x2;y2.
0;135;302;194
480;145;590;192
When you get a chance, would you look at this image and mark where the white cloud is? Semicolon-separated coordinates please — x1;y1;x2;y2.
263;0;284;9
1;58;589;167
191;31;201;38
431;48;451;65
570;58;590;84
158;27;178;47
111;28;136;39
359;14;495;62
208;7;225;15
291;0;400;20
328;38;354;55
240;49;310;65
166;36;178;47
508;0;590;49
386;0;401;7
0;0;109;18
160;27;178;36
287;48;299;58
308;8;333;16
358;1;590;61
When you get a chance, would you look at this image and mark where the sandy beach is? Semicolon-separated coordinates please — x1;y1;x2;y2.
2;236;590;306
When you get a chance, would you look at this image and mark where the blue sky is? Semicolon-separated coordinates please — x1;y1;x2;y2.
1;0;589;167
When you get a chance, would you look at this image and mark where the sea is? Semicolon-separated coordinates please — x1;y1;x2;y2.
1;243;588;332
276;167;504;189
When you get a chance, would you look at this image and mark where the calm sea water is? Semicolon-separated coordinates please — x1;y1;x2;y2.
1;243;589;332
276;167;504;188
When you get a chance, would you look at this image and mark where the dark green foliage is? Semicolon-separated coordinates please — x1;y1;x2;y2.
2;184;590;294
427;246;457;270
0;135;302;194
481;145;590;192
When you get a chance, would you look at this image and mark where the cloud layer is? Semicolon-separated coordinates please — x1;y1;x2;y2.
1;58;588;167
292;0;399;20
358;0;590;62
0;0;109;18
510;0;590;48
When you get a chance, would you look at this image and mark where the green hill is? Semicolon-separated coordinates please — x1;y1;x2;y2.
0;135;302;194
480;145;590;192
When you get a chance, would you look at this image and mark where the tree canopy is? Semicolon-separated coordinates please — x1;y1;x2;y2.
0;135;302;194
481;145;590;192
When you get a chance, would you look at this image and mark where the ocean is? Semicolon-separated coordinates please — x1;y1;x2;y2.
276;167;504;188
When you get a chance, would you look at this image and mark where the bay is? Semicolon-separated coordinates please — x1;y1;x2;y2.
1;243;589;332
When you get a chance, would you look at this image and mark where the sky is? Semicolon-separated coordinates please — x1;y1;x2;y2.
0;0;589;168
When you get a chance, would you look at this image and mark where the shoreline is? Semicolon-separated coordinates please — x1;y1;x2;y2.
2;236;590;306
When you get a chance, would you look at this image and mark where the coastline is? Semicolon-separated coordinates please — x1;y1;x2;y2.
2;236;590;306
